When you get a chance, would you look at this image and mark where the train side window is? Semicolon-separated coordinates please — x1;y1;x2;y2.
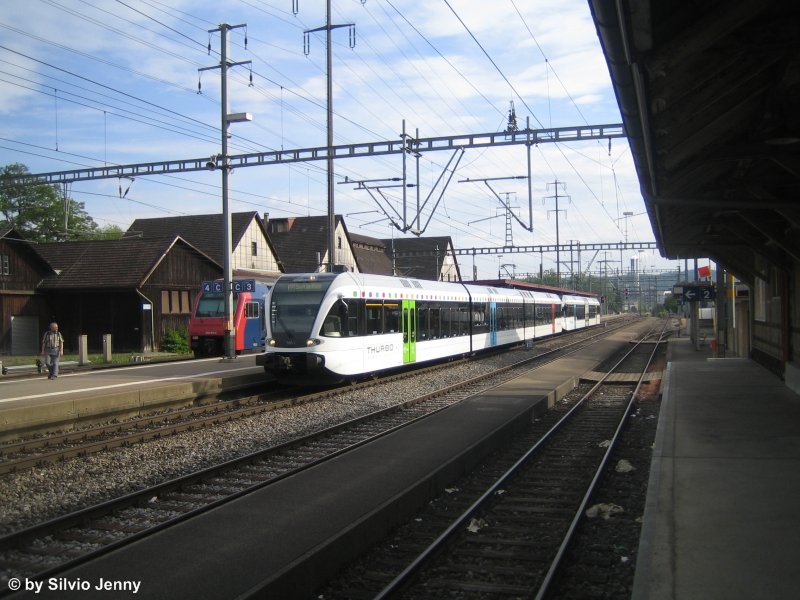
472;302;488;334
366;302;383;335
497;304;506;330
384;302;400;333
345;299;364;336
245;302;260;319
439;307;449;337
417;303;429;340
429;306;441;339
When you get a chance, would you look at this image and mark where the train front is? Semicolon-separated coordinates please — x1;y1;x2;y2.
257;273;339;383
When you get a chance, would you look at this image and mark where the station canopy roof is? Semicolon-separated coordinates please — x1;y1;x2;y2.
590;0;800;285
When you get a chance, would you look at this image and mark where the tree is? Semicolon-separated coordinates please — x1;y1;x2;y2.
663;293;680;315
0;163;102;242
94;224;125;240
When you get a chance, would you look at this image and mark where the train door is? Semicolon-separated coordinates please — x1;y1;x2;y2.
402;299;417;363
489;302;497;346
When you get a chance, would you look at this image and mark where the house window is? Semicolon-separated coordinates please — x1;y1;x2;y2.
161;289;192;314
1;254;8;276
251;241;258;256
171;291;180;312
337;236;342;249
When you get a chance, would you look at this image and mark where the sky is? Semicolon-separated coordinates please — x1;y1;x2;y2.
0;0;679;280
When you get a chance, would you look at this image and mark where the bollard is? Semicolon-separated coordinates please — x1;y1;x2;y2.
102;334;113;363
78;334;89;366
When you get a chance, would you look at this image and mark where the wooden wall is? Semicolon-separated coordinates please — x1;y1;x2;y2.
0;237;53;354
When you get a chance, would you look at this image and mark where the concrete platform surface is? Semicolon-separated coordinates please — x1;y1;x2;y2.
0;356;264;438
634;338;800;600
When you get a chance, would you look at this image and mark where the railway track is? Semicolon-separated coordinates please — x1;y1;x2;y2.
0;318;636;476
0;318;642;590
320;320;668;599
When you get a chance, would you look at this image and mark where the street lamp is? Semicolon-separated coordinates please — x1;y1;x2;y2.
217;111;253;360
200;24;252;360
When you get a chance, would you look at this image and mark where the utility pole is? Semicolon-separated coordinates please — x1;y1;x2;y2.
543;180;569;287
199;23;252;360
301;0;356;272
568;239;581;289
617;210;634;286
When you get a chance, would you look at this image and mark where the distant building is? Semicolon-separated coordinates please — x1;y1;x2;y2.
126;211;282;275
265;215;358;273
36;236;221;352
346;232;462;281
349;233;393;275
381;236;461;282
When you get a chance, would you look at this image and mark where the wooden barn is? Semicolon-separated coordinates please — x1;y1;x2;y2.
126;211;282;275
0;228;54;355
36;236;221;352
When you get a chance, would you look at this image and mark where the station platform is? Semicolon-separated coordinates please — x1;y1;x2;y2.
6;324;650;600
0;357;265;440
633;338;800;599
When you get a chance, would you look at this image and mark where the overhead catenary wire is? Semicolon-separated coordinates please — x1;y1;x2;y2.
0;0;643;275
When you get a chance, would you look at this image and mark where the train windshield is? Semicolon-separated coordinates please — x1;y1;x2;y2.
269;278;334;346
195;292;239;318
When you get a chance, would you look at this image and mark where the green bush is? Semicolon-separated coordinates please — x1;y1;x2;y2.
161;328;189;354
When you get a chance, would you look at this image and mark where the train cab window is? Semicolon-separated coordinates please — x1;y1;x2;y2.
322;298;361;337
245;302;260;319
322;315;342;337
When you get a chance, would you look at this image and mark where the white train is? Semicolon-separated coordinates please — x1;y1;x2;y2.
256;272;601;383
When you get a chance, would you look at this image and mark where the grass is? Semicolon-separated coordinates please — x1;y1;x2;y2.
0;351;192;367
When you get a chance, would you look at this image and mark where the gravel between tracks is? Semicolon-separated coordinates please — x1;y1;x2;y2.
0;346;555;535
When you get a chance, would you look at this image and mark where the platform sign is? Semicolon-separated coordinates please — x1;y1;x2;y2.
680;285;715;302
201;279;256;293
232;279;256;293
201;280;224;293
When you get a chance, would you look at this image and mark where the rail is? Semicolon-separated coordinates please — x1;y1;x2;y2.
372;319;667;599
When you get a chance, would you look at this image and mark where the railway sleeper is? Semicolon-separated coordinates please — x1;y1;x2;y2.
420;576;534;595
450;547;546;562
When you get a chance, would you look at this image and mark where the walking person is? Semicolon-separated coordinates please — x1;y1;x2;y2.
41;322;64;379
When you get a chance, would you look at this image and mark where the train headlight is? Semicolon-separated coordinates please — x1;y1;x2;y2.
306;338;321;346
268;338;276;347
